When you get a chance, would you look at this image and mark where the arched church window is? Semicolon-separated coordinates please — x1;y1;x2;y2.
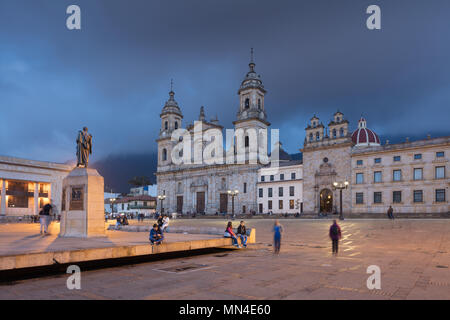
309;133;313;142
332;129;337;139
162;148;167;161
175;121;178;129
258;99;261;109
245;136;249;147
316;132;320;141
340;127;344;137
245;98;250;109
313;121;316;128
164;121;168;130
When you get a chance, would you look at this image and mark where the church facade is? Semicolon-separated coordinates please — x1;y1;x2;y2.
156;54;270;215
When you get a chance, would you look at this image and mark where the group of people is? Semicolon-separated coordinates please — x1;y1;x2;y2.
114;214;129;229
224;221;248;248
149;214;170;245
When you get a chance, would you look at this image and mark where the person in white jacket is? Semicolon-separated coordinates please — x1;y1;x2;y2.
161;215;170;232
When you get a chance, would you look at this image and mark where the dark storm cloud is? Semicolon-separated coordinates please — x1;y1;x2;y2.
1;0;449;165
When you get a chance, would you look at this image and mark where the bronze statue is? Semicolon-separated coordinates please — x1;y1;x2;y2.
76;127;92;167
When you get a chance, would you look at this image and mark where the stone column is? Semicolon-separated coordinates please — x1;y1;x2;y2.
1;179;6;216
34;182;39;215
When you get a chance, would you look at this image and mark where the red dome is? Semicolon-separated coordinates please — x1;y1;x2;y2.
351;118;380;146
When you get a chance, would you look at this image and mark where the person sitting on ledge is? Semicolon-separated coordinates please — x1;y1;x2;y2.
149;224;164;245
236;221;247;248
224;221;240;248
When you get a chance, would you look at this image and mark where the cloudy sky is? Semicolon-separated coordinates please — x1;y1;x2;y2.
1;0;450;166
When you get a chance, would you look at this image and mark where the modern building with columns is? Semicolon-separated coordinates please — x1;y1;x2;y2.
0;155;73;218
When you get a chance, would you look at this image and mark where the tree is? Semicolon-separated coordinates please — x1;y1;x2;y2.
128;176;151;187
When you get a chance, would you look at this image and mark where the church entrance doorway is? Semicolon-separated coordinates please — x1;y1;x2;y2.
176;196;183;213
220;193;228;213
196;192;205;214
320;189;333;213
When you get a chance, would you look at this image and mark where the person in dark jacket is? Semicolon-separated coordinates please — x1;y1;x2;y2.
39;203;52;234
387;206;394;219
149;224;164;245
329;220;342;254
236;221;248;248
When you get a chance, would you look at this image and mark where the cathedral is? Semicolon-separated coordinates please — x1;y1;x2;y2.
156;53;270;215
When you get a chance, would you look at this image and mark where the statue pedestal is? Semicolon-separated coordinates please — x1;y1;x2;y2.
59;167;105;238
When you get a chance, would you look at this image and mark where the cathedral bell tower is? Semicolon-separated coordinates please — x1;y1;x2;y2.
233;49;270;160
157;81;183;168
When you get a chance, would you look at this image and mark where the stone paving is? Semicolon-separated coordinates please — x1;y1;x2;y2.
0;219;449;300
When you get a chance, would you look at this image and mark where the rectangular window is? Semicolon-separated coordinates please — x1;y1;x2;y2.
436;151;444;158
373;192;382;204
394;156;401;162
413;190;423;203
278;187;283;197
435;166;445;179
270;175;274;181
414;168;423;181
436;189;445;202
258;188;263;198
279;200;283;210
393;170;402;181
291;172;296;180
268;188;272;198
414;154;422;160
268;200;272;210
289;186;295;197
243;182;247;193
356;192;364;204
289;199;294;209
393;191;402;203
374;171;382;183
356;160;363;166
356;173;364;184
374;158;381;164
280;174;284;181
261;176;265;182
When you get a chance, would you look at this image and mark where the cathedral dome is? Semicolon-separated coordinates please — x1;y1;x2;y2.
351;118;380;146
161;90;183;117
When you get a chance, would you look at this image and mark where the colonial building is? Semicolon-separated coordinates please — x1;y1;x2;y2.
156;53;270;214
301;112;449;215
257;147;303;214
112;195;157;217
0;155;73;218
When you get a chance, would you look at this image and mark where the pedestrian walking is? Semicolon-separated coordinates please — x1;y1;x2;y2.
39;202;52;235
273;220;283;254
387;206;394;219
329;220;342;254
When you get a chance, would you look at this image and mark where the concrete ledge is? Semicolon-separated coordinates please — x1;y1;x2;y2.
0;232;255;272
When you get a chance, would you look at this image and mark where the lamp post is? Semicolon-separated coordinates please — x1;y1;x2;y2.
110;198;116;215
333;180;349;220
227;189;239;219
157;195;166;214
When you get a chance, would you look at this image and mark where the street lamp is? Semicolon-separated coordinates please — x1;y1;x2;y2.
333;180;349;220
227;189;239;219
109;198;116;216
157;195;166;214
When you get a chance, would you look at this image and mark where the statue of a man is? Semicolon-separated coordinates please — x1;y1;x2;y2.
76;127;92;167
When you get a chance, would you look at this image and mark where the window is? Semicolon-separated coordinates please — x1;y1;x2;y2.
413;190;423;203
394;156;401;162
279;200;283;210
393;191;402;203
243;182;247;193
414;154;422;160
356;173;364;184
144;201;148;206
336;117;340;122
435;166;445;179
259;188;263;198
289;186;295;197
164;121;168;130
245;136;249;147
258;99;261;109
278;187;283;197
373;192;382;204
414;168;423;181
356;193;364;204
356;160;363;166
332;129;337;138
291;172;296;180
174;122;178;129
340;127;344;137
289;199;294;209
280;174;284;181
268;200;272;210
393;170;402;181
261;176;265;182
374;158;381;164
374;171;382;183
316;132;320;141
162;148;167;161
309;133;313;142
245;98;250;108
436;189;445;202
436;151;444;158
270;175;274;181
268;188;272;197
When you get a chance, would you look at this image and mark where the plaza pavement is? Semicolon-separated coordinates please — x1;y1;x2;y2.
0;219;449;300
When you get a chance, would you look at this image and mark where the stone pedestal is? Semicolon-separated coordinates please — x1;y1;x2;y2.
59;167;105;238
